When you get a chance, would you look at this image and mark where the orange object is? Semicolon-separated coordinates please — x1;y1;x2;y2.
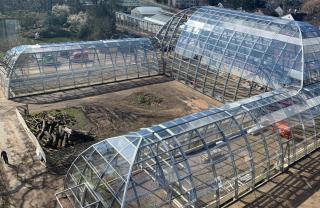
274;121;291;139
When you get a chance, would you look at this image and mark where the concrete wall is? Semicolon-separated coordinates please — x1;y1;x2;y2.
16;107;47;164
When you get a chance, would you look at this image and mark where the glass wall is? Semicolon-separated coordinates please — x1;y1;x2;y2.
58;83;320;208
57;6;320;208
0;38;159;99
158;6;320;103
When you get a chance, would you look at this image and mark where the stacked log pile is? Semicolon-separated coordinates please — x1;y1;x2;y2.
25;112;94;149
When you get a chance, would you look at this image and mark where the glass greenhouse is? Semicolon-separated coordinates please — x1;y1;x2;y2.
157;6;320;102
57;84;320;208
0;38;159;99
0;5;312;208
54;6;320;208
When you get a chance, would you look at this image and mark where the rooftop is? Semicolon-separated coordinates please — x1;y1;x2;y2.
131;6;163;15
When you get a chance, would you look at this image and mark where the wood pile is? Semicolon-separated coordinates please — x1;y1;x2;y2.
25;112;94;149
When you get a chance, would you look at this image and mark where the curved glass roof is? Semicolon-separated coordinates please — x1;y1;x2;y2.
59;83;320;208
55;6;320;208
0;38;159;98
158;6;320;102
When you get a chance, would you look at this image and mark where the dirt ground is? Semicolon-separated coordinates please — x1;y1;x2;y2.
0;76;221;207
0;95;63;208
24;76;221;173
1;76;319;208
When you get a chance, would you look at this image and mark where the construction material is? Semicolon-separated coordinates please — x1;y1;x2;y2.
25;112;94;149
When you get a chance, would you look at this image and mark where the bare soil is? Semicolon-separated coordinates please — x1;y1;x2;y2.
1;77;319;208
26;79;221;174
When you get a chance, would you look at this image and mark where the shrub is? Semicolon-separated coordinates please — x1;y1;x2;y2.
39;27;71;38
67;12;89;38
45;4;71;27
52;4;70;18
86;3;117;39
20;12;45;29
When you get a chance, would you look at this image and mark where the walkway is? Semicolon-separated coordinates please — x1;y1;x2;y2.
0;94;63;208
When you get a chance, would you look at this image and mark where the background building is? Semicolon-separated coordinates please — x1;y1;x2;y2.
79;0;140;7
168;0;208;9
117;0;140;7
131;6;163;18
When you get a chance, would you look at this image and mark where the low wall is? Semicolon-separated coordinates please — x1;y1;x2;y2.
15;107;47;164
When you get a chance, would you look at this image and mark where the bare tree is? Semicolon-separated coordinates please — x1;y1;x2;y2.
302;0;320;15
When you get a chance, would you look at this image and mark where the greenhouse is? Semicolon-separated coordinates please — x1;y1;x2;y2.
56;84;320;208
0;38;159;99
55;6;320;208
157;6;320;102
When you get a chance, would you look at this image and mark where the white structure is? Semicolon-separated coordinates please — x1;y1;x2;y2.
217;2;224;8
169;0;208;9
144;13;172;26
131;6;163;18
275;6;284;16
80;0;139;7
282;14;295;20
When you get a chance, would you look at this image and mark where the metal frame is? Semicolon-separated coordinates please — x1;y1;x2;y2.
58;6;320;208
56;183;101;208
156;6;320;103
0;5;303;208
116;12;165;36
0;38;159;99
59;84;320;208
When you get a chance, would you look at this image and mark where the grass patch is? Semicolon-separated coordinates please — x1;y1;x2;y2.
32;107;94;131
129;92;163;106
50;108;94;130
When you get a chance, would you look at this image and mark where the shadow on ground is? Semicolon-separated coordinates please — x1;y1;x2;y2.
13;76;172;104
232;150;320;208
0;149;62;208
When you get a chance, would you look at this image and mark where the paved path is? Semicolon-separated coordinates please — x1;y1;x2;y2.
0;96;63;208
